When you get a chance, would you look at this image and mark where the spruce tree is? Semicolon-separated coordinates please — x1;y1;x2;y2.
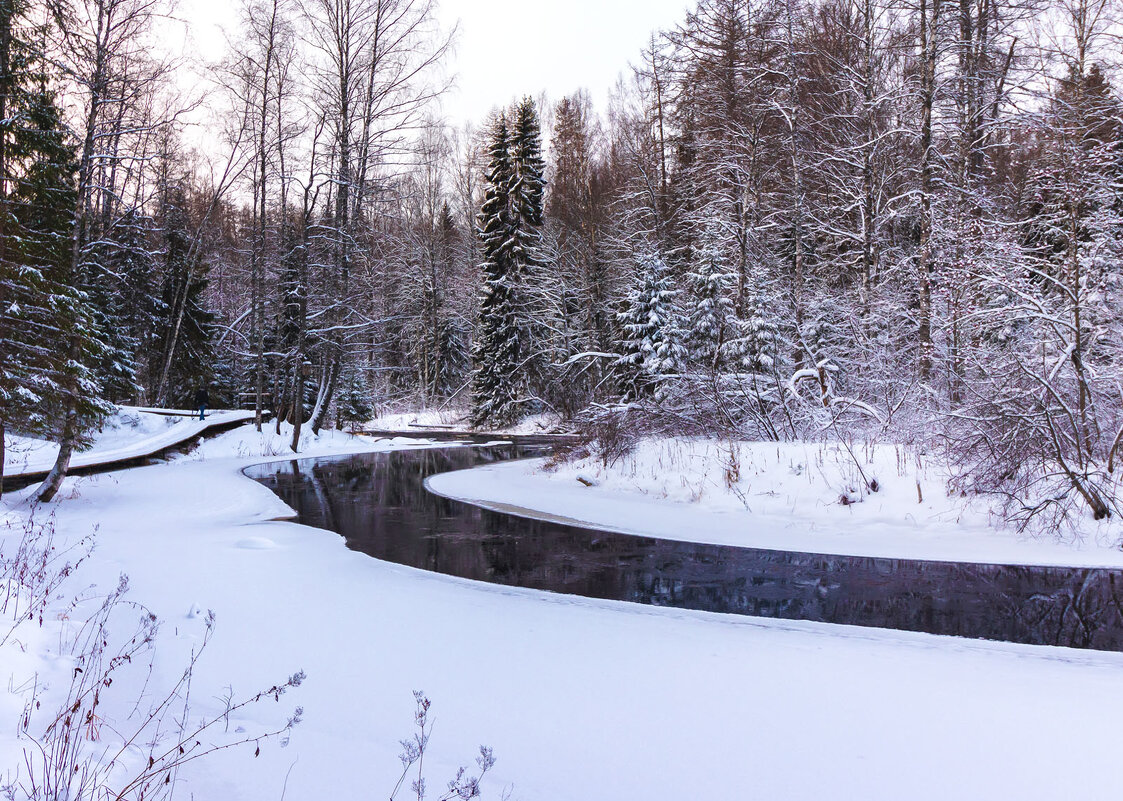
154;185;216;406
17;81;114;466
88;207;155;400
409;203;468;401
510;97;546;236
684;230;735;373
435;318;470;396
616;249;683;400
508;96;550;400
0;13;111;493
470;115;522;428
731;294;780;373
337;366;373;431
432;205;470;397
0;0;49;486
85;264;140;403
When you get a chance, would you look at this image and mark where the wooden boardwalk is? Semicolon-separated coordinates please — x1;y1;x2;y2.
1;410;256;492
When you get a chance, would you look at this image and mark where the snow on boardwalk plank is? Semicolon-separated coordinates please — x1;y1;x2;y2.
3;407;256;480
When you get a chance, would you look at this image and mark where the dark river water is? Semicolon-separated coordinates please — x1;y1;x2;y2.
245;443;1123;651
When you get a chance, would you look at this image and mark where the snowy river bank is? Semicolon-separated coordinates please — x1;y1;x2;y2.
3;422;1123;800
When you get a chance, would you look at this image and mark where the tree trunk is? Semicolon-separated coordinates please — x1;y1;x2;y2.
782;0;807;365
0;2;10;470
38;32;106;502
253;3;277;433
917;0;941;382
309;356;340;435
36;387;79;503
290;367;304;452
0;419;6;501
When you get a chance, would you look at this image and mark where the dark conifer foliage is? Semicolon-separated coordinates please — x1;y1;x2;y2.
0;1;111;492
507;97;551;408
616;249;682;400
469;99;553;427
470;116;522;428
154;185;216;406
95;208;158;399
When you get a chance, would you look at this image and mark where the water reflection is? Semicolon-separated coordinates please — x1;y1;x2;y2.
245;445;1123;651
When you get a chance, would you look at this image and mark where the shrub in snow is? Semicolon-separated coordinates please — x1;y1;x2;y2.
2;514;304;800
391;691;496;801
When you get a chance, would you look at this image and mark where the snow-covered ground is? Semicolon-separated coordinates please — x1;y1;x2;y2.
370;406;564;434
427;437;1123;568
3;406;255;476
4;423;1123;800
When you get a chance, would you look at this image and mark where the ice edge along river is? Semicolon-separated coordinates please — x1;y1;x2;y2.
3;420;1123;801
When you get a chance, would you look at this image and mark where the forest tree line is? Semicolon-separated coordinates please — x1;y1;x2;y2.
0;0;1121;525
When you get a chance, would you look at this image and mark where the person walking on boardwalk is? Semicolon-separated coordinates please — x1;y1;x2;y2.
195;386;209;421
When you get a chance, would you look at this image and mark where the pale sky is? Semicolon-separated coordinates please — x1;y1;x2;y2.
171;0;691;127
435;0;690;124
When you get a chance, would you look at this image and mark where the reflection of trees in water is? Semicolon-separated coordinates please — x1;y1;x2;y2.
246;449;1123;652
1013;569;1123;649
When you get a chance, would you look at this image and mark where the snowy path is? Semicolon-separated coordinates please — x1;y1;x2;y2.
2;407;256;480
3;427;1123;800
